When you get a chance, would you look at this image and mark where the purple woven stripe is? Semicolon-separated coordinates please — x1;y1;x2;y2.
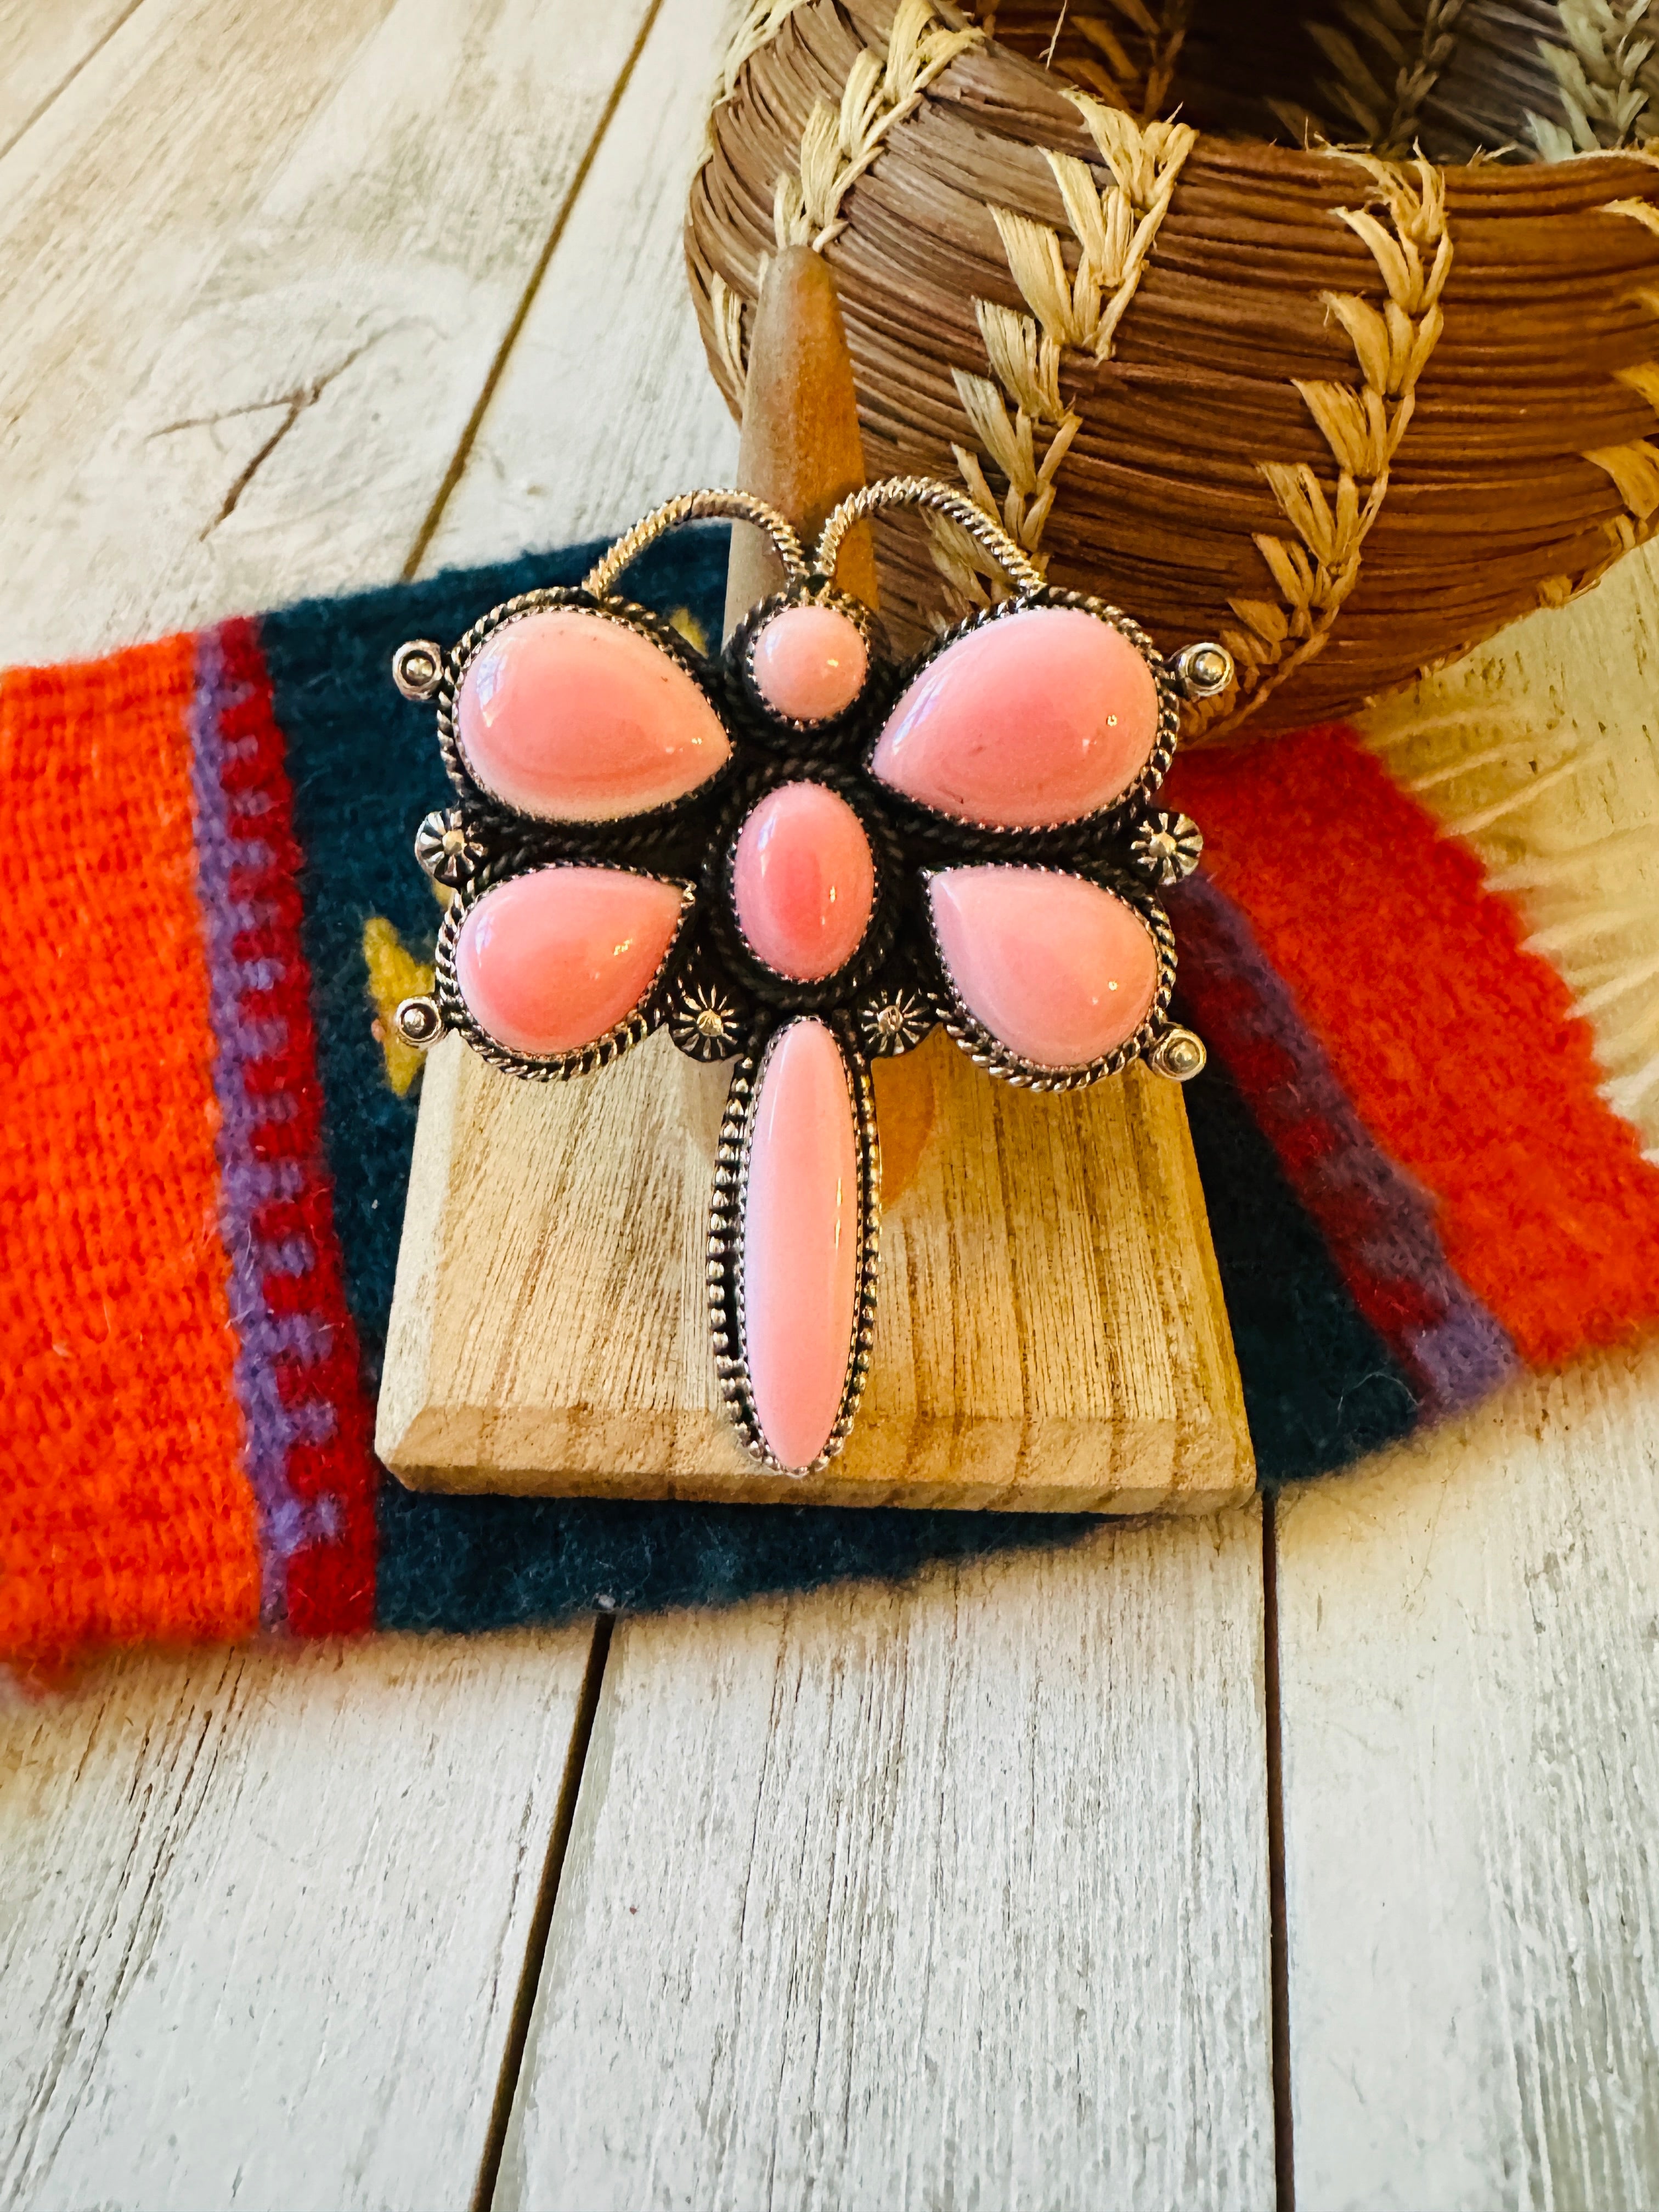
1175;871;1519;1418
188;626;338;1627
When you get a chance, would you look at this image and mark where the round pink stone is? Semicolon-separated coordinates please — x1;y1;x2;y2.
929;866;1158;1069
456;865;686;1057
742;1018;862;1470
731;781;876;981
749;603;868;723
870;606;1159;828
458;607;729;822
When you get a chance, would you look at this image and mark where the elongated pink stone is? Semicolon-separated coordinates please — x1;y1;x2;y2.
458;608;729;821
456;865;686;1056
731;781;876;980
929;866;1158;1068
750;603;868;721
742;1018;862;1470
870;606;1159;827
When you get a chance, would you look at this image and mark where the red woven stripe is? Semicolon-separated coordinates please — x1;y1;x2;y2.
1167;725;1659;1367
216;618;378;1633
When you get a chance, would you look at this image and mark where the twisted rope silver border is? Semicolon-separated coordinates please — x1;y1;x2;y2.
814;476;1046;595
923;867;1178;1093
583;488;808;601
868;585;1184;842
433;588;729;826
433;863;697;1082
707;1020;882;1475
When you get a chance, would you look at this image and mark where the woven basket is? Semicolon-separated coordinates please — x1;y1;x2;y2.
687;0;1659;737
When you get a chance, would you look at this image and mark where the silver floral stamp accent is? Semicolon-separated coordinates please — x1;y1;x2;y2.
858;987;935;1057
414;807;481;888
669;980;746;1061
1130;810;1203;887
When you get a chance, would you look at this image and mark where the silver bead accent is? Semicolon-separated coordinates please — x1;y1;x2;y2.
1171;641;1234;699
394;996;445;1049
392;639;444;701
414;808;477;887
1130;810;1204;886
1147;1026;1206;1081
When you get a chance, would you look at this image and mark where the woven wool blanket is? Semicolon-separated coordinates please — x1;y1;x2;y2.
7;526;1659;1668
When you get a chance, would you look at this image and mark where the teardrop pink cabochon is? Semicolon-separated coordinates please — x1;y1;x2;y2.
929;866;1159;1069
456;866;686;1057
457;608;730;822
870;606;1159;828
731;781;876;981
742;1018;862;1470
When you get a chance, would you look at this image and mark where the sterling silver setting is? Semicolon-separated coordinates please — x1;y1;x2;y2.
708;1023;882;1474
388;476;1221;1472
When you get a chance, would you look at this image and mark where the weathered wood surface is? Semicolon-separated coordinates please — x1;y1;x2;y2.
1278;538;1659;2209
1279;1345;1659;2212
0;0;140;162
0;0;660;669
496;1514;1276;2212
4;0;1657;2203
380;1030;1252;1510
0;1630;596;2212
417;0;736;576
0;2;700;2207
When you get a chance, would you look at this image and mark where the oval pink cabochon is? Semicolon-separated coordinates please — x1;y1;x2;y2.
742;1018;862;1471
457;608;730;822
870;606;1159;828
929;866;1159;1070
456;866;687;1058
731;781;876;982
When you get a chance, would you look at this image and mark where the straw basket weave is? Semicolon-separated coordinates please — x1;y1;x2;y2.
687;0;1659;737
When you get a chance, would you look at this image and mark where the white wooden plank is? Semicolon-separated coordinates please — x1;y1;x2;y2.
0;0;144;163
0;0;659;667
417;0;739;573
1277;1344;1659;2212
1279;527;1659;2211
496;1516;1276;2211
0;5;703;2208
419;19;1273;2206
0;1628;596;2212
0;0;397;667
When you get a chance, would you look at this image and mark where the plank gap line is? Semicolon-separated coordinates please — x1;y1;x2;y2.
470;1613;615;2212
401;0;668;584
0;0;154;169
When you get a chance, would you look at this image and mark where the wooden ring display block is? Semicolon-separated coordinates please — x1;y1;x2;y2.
376;249;1253;1514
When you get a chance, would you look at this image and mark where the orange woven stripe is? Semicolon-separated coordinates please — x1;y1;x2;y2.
0;639;259;1664
1168;725;1659;1368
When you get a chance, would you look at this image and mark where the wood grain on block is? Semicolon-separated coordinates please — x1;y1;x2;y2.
492;1514;1275;2212
377;1025;1251;1509
388;221;1248;1512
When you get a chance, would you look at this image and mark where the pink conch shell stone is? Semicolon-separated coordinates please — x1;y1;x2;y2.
456;865;686;1057
870;606;1159;827
742;1018;863;1470
731;781;876;981
929;866;1158;1069
457;607;729;821
749;604;868;722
